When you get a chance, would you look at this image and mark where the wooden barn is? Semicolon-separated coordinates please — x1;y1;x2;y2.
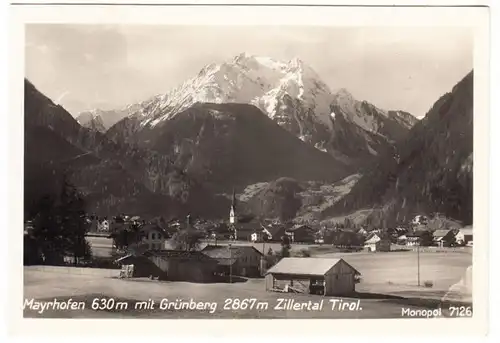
201;245;264;277
265;257;360;296
115;250;219;283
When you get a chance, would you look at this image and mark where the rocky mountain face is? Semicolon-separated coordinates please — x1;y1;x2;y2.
76;105;142;132
119;102;351;192
25;53;436;224
24;79;229;220
106;54;418;167
77;111;106;132
328;71;473;226
245;177;304;222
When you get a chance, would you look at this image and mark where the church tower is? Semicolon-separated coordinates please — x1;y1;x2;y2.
229;189;237;240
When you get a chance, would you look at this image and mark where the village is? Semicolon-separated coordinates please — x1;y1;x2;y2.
23;194;473;317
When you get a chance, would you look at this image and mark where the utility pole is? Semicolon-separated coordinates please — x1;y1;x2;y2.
417;241;421;287
228;243;232;284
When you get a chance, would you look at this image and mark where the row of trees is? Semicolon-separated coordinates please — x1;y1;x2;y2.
24;177;91;266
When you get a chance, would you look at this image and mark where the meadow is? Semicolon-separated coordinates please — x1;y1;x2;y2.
23;248;472;319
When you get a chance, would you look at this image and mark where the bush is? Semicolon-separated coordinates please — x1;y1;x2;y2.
423;280;434;288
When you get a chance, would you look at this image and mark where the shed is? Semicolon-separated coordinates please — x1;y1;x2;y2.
116;250;218;282
144;250;218;282
265;257;360;296
201;245;263;277
459;226;473;245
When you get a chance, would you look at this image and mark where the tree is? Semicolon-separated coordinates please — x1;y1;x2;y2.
171;229;204;251
31;194;62;264
419;230;434;247
58;176;91;265
111;220;144;252
343;217;354;229
443;231;458;247
280;234;291;258
30;176;91;265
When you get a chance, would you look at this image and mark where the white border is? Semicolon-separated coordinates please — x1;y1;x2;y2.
6;0;493;6
6;2;491;338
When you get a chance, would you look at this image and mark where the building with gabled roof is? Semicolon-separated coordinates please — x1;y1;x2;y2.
201;244;264;277
459;226;473;246
115;249;218;282
265;257;360;296
364;232;391;252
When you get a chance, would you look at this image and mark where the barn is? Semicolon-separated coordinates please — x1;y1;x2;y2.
201;245;264;277
265;257;361;296
115;250;219;283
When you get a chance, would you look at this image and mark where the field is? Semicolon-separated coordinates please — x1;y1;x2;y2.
23;249;472;319
321;250;472;298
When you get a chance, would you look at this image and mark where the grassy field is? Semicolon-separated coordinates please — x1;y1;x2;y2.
23;269;455;319
23;249;472;319
321;250;472;299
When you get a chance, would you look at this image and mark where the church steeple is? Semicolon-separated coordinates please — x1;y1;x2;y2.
229;188;237;240
229;188;236;225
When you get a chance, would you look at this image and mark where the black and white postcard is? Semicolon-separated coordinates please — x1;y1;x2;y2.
6;0;491;337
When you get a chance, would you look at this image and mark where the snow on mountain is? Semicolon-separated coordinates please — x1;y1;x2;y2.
77;104;145;132
128;53;334;134
106;53;418;164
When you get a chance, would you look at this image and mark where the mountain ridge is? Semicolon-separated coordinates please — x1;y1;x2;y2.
103;53;418;166
24;79;230;220
327;70;473;226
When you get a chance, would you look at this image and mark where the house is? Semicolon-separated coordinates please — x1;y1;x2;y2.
265;257;361;296
459;226;473;246
235;222;260;241
405;232;421;246
395;227;407;234
374;239;391;252
397;235;408;245
24;220;34;236
115;250;218;282
201;245;264;277
261;224;290;242
364;233;382;245
364;233;391;252
288;225;316;243
97;219;110;232
432;229;452;247
357;227;368;237
140;224;168;251
411;215;428;226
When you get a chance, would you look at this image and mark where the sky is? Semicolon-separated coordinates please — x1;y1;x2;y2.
25;25;473;118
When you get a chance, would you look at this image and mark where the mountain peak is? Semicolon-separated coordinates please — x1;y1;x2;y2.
288;57;304;68
333;88;354;100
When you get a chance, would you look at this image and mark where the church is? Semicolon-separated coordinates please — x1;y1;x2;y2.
229;189;237;240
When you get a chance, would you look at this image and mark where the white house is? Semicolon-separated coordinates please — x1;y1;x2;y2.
411;215;428;226
365;233;381;244
397;235;408;245
97;219;109;232
459;226;473;246
250;232;258;242
140;224;167;251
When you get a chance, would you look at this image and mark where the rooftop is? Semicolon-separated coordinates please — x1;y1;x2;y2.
265;257;360;277
202;245;263;260
433;229;452;238
460;226;473;236
143;249;215;261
